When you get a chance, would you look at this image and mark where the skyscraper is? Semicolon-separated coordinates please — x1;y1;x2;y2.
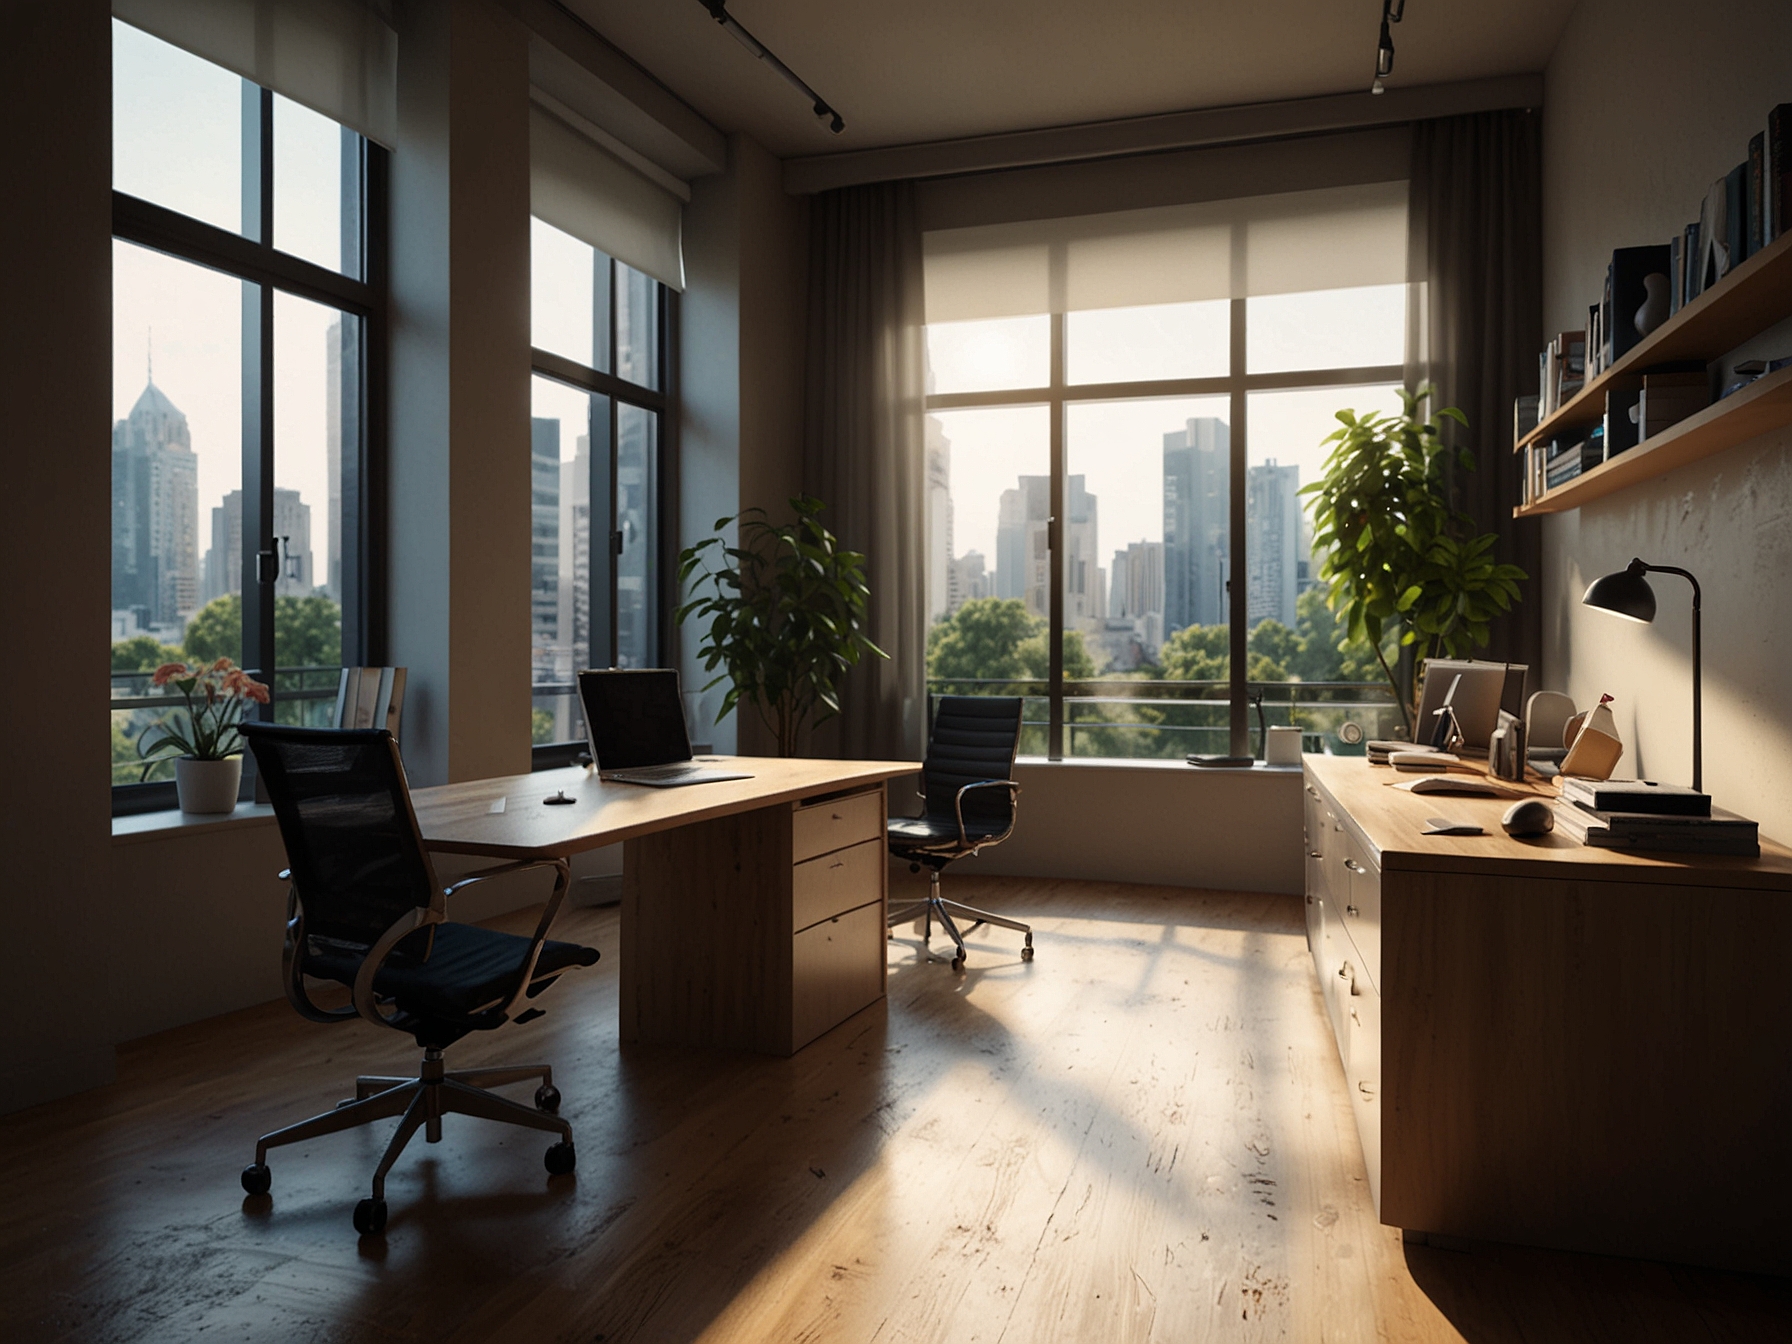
325;318;344;601
1246;459;1302;628
1109;540;1165;624
201;488;315;604
994;474;1102;622
531;418;561;685
112;376;199;632
925;416;955;622
1162;416;1229;634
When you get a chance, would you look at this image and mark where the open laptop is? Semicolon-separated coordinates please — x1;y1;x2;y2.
577;668;752;788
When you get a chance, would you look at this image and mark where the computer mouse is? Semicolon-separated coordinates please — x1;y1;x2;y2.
1501;798;1555;837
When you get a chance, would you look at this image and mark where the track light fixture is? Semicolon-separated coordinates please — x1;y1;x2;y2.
699;1;845;134
1371;0;1404;93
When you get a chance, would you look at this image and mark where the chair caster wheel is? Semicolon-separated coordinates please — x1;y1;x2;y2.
545;1141;576;1176
534;1083;561;1113
241;1163;271;1196
353;1198;387;1236
1022;939;1034;962
950;953;966;973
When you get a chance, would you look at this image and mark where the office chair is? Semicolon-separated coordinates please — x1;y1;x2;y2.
887;695;1031;971
238;723;600;1236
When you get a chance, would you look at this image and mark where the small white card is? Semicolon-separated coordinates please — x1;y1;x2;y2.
487;797;506;814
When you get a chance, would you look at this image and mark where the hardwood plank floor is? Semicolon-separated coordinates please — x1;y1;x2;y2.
1;877;1786;1343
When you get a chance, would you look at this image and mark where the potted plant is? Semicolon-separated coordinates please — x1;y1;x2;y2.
677;495;887;757
1301;386;1527;740
138;658;272;813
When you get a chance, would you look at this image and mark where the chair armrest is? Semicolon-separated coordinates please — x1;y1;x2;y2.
953;779;1021;851
279;880;360;1026
442;858;559;900
437;858;576;1021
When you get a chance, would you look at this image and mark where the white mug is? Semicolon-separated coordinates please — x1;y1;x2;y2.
1265;724;1304;766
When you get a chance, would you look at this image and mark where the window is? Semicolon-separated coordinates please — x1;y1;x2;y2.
923;184;1407;760
109;20;385;809
529;219;672;759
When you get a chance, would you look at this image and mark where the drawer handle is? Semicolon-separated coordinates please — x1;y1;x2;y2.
1308;850;1322;859
829;860;845;870
1346;904;1359;917
1306;785;1319;798
831;812;842;820
1343;858;1362;873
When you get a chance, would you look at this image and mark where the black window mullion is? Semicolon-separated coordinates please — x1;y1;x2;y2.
1227;296;1249;759
1047;311;1066;760
657;286;680;675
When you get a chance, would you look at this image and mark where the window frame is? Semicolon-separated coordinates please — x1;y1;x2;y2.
529;248;679;769
926;301;1402;760
110;80;388;814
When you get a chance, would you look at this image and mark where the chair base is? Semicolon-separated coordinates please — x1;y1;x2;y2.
888;868;1033;970
243;1047;573;1226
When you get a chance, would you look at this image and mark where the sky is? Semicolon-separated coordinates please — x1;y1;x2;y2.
112;20;351;591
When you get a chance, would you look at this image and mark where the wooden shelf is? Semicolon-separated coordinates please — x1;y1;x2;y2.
1516;226;1792;453
1515;362;1792;516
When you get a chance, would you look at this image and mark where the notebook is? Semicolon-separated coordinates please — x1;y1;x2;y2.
577;669;752;788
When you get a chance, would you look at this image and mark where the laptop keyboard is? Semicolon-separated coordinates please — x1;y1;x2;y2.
612;762;699;780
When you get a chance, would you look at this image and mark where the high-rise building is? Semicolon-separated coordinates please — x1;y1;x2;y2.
994;474;1102;623
558;432;591;684
201;487;315;604
1162;417;1229;634
325;318;344;601
1108;540;1165;622
949;550;989;610
112;377;199;633
531;418;561;685
925;416;955;622
1246;459;1302;628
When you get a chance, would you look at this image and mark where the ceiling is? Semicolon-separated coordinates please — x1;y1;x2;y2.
562;0;1577;160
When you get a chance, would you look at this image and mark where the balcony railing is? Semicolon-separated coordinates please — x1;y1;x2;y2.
925;677;1398;759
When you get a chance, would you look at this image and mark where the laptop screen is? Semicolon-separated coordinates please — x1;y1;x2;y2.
578;669;693;771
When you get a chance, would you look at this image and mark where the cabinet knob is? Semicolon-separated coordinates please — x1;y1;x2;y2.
1343;858;1362;873
1308;850;1322;859
1346;904;1359;917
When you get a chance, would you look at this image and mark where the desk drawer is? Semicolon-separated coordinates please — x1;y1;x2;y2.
1341;832;1382;993
792;788;884;864
791;899;884;1050
793;837;884;933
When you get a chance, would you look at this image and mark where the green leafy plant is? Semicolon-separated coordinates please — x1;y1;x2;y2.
1301;386;1526;738
677;496;887;757
137;658;271;777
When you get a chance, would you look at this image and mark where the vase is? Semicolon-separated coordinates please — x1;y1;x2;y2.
1634;272;1670;338
175;755;243;814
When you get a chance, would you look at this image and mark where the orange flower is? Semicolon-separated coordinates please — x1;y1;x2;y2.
211;657;233;673
151;662;190;686
243;681;271;704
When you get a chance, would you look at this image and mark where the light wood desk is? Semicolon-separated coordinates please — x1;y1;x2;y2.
412;757;918;1055
1303;753;1792;1275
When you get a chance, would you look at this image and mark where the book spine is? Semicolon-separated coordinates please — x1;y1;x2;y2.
1669;235;1683;316
1685;221;1702;300
1750;132;1766;257
1771;105;1791;243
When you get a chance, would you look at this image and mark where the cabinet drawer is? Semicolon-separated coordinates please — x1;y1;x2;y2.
1343;968;1383;1213
793;837;884;933
792;788;884;864
1341;832;1382;993
791;899;885;1050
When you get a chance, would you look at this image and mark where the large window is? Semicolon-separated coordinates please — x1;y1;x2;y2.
109;20;385;808
529;219;672;757
923;185;1407;759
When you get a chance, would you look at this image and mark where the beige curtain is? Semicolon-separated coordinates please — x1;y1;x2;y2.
1410;109;1544;674
802;182;928;761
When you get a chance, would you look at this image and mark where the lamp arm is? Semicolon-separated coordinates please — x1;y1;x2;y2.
1640;562;1702;793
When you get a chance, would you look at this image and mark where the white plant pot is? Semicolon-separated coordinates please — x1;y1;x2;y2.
175;755;243;814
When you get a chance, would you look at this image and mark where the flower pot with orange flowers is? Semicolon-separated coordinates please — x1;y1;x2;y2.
139;659;272;814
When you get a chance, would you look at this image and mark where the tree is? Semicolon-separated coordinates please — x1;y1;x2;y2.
184;595;241;665
1017;627;1096;681
1158;623;1228;681
926;598;1040;683
111;634;184;672
1290;586;1387;684
182;593;343;669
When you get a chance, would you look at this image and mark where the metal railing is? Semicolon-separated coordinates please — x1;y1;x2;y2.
925;677;1398;759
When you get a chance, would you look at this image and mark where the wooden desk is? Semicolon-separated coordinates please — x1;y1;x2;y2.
1302;754;1792;1275
412;757;918;1055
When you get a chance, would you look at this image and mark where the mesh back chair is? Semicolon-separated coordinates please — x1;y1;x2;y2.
238;724;600;1236
887;696;1032;971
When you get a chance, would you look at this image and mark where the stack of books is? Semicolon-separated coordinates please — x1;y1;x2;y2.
1544;429;1605;490
1553;777;1758;857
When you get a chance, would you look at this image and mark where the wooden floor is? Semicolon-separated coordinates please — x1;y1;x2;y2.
2;877;1787;1343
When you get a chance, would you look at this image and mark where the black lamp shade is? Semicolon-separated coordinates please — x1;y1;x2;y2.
1582;561;1656;623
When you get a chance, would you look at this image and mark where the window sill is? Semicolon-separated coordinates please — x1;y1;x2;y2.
1015;755;1302;773
112;803;278;845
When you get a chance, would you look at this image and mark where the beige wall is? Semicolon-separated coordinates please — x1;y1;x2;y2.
0;0;117;1110
1540;0;1792;835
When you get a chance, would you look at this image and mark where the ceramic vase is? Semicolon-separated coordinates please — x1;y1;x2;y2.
175;755;243;814
1634;272;1670;338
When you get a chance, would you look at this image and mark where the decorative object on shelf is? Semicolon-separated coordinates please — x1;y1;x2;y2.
137;658;271;814
1304;385;1527;740
1635;271;1670;337
1558;692;1624;782
1581;559;1701;790
677;495;887;757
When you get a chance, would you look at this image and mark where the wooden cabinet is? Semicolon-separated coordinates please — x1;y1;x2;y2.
622;783;888;1055
1302;754;1792;1275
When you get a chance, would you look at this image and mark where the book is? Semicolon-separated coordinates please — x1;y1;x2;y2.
1513;394;1539;447
1726;161;1748;268
1770;104;1791;242
1749;131;1766;258
1553;801;1759;855
1696;177;1728;292
1558;776;1710;816
1682;221;1701;303
1668;234;1683;317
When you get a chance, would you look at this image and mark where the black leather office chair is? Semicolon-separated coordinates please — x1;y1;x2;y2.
887;695;1031;971
238;724;600;1236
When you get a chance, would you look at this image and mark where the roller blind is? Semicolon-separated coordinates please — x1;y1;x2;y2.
923;180;1407;323
113;0;397;148
531;104;685;292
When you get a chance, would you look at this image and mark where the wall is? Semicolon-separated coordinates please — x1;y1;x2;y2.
0;0;117;1111
1540;0;1792;836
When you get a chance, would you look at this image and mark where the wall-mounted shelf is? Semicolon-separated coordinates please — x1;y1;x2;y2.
1515;362;1792;516
1513;226;1792;517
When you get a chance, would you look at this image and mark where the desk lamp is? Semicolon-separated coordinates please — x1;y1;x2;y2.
1580;558;1701;791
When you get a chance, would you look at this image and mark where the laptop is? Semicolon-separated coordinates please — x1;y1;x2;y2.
577;668;752;788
